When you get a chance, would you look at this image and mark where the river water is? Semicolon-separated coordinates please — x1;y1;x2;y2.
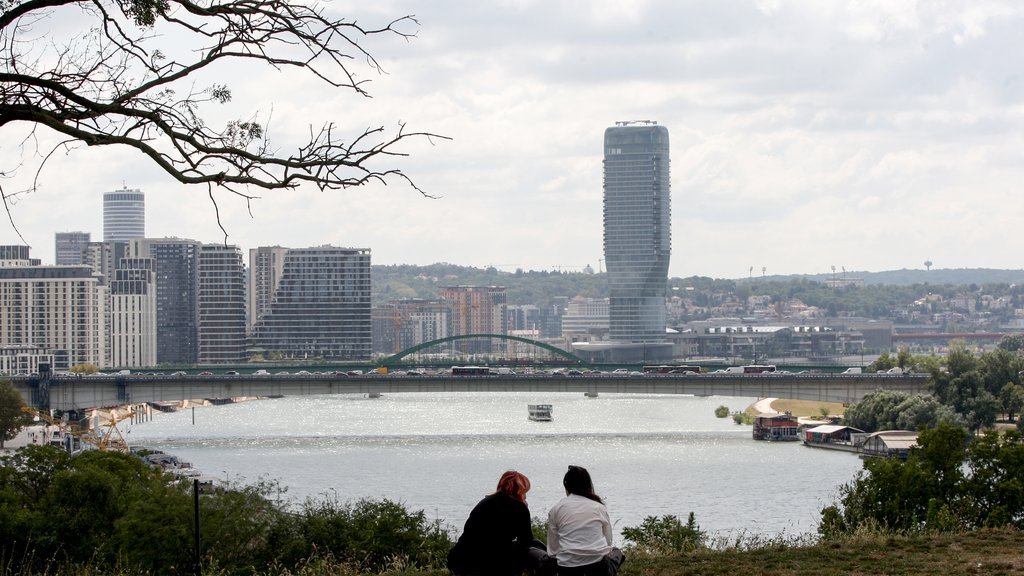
127;392;865;540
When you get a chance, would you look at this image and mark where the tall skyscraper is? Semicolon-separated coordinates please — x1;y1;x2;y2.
103;187;145;241
55;231;90;265
250;246;371;360
197;244;247;364
600;121;672;359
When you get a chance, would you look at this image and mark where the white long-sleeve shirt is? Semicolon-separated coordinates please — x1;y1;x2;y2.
547;494;613;567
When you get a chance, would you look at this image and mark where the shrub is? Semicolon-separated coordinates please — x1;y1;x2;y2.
286;496;453;571
732;411;754;425
621;512;706;554
714;405;730;418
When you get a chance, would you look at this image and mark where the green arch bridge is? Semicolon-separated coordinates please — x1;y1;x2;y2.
380;333;590;367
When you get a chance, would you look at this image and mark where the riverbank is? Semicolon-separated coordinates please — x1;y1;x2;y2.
748;397;846;418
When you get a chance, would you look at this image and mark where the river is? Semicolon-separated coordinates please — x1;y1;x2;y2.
127;392;865;540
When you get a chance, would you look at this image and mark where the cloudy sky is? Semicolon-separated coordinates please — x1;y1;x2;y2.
2;0;1023;279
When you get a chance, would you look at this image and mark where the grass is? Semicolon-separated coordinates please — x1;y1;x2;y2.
761;398;846;418
613;528;1024;576
9;528;1024;575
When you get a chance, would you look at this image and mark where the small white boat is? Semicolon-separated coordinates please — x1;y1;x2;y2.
528;404;553;422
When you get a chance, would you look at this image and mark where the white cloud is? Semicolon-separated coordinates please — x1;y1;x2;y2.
4;0;1024;278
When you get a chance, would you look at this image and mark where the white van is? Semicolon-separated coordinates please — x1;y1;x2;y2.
842;367;862;374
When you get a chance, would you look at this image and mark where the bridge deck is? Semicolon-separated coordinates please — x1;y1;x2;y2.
11;373;931;411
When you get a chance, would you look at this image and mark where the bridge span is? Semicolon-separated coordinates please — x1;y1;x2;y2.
11;373;932;412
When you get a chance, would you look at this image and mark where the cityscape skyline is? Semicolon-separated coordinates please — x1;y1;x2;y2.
3;2;1024;279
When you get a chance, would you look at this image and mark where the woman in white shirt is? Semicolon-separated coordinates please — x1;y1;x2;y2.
547;465;626;576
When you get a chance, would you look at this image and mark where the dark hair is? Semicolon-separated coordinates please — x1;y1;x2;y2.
563;465;603;504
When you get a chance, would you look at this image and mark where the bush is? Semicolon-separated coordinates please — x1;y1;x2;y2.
283;496;453;571
0;446;454;575
622;513;706;554
714;405;730;418
732;411;754;425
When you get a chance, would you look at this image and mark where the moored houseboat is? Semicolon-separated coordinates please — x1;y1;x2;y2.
752;412;799;441
860;430;918;460
528;404;553;422
802;424;866;452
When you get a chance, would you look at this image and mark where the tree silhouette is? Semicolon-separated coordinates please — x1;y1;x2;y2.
1;0;444;236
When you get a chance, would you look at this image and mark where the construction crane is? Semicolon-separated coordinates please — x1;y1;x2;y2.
21;406;133;453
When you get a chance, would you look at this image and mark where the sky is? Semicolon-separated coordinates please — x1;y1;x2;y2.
2;0;1024;279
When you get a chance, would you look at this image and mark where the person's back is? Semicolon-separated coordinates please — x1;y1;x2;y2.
449;492;531;575
448;471;538;576
547;465;625;576
547;494;612;566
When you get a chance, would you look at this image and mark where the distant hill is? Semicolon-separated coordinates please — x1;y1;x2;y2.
757;268;1024;287
372;265;1024;306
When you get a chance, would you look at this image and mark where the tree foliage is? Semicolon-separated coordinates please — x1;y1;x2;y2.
0;445;453;574
821;425;1024;536
1;0;442;236
843;389;963;433
0;380;31;448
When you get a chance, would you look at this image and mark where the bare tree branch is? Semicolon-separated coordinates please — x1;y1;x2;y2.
1;0;446;216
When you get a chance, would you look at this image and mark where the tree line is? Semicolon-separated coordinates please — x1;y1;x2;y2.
846;338;1024;434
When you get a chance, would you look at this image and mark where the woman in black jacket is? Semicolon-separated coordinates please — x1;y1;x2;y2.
448;470;548;576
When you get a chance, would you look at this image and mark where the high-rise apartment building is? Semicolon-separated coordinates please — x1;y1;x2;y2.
372;299;452;355
197;244;247;364
81;240;128;285
103;187;145;242
0;247;107;371
128;238;200;365
439;286;507;354
250;246;371;360
248;246;289;333
55;231;91;265
109;258;157;367
0;245;38;267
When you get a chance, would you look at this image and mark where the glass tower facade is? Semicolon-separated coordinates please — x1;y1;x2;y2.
603;122;671;343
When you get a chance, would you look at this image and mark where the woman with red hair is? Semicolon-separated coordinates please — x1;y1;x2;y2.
448;470;548;576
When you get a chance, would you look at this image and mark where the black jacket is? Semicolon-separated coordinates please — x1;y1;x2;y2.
447;493;533;576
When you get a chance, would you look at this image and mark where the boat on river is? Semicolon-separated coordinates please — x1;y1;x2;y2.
528;404;552;422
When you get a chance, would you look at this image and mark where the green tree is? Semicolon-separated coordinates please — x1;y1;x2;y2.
897;347;913;370
869;352;897;373
820;423;970;535
843;389;963;433
0;380;32;448
69;363;99;374
1000;382;1024;422
963;429;1024;528
997;334;1024;352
